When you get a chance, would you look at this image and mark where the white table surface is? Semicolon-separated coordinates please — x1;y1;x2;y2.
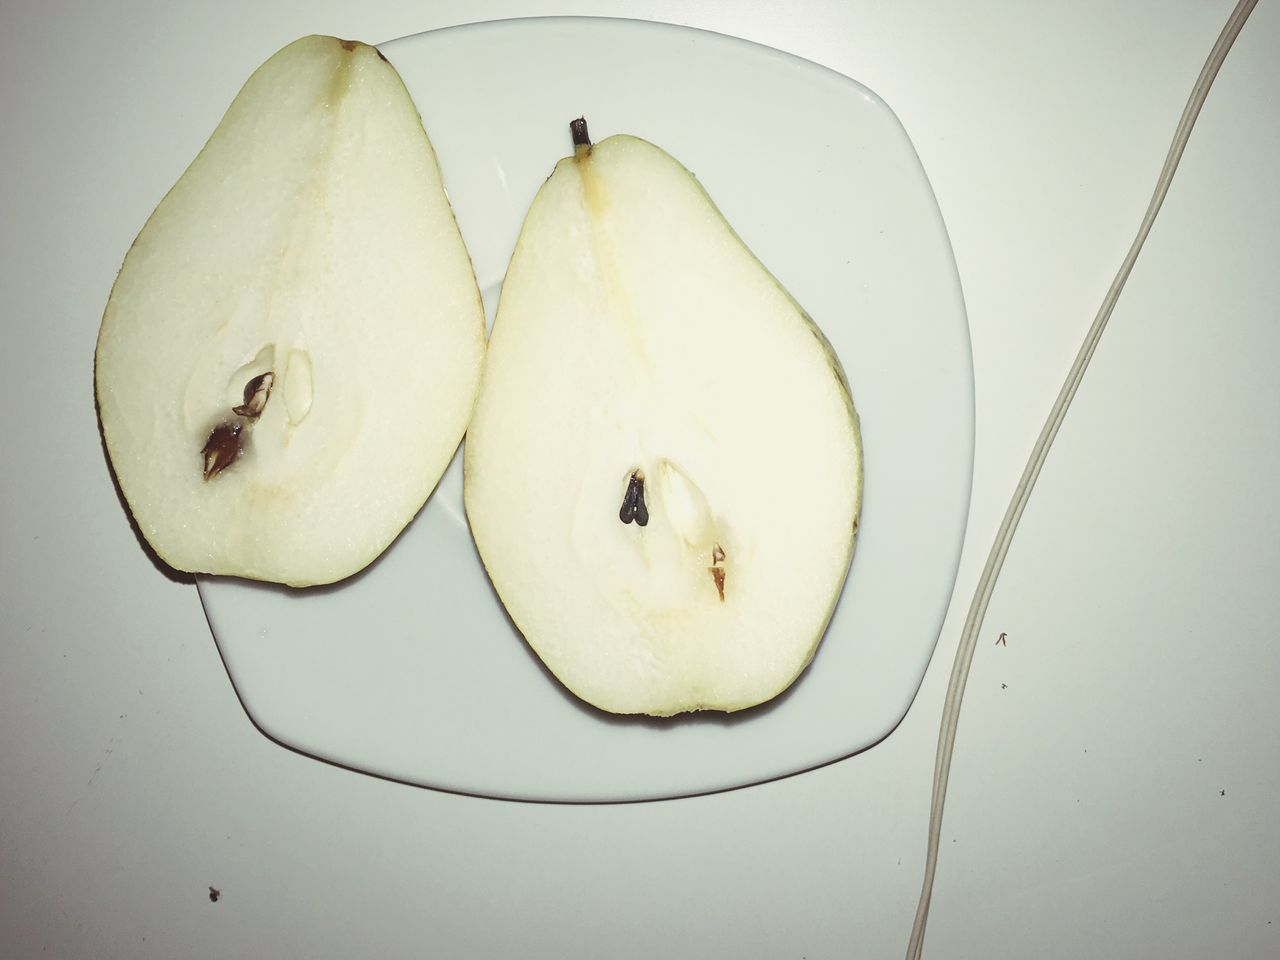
2;1;1276;957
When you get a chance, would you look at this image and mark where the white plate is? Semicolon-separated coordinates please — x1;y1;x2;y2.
199;17;972;802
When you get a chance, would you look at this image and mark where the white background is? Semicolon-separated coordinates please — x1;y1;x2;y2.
2;1;1276;957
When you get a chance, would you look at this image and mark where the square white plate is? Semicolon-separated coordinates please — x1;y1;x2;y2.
199;17;973;801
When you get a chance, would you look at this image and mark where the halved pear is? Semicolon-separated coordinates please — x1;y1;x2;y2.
95;36;486;587
465;120;862;715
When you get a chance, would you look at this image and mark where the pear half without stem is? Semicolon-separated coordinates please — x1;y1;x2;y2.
464;118;863;716
95;36;487;587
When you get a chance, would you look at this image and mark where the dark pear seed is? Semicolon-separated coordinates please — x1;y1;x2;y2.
619;470;648;526
202;421;244;480
232;371;274;419
633;474;649;527
618;476;636;524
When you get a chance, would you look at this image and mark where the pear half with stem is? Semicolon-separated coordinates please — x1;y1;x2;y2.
465;119;862;715
95;36;486;587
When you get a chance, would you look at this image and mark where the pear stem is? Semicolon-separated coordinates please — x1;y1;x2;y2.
569;117;592;156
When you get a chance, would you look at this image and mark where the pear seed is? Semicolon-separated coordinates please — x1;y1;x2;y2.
710;566;726;603
201;421;244;480
709;543;727;602
634;478;649;526
232;371;274;419
618;478;637;524
618;470;649;526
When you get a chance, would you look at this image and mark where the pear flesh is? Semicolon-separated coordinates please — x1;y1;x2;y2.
465;122;863;716
95;36;486;587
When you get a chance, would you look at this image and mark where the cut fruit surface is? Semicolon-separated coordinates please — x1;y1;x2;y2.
95;35;486;586
464;121;863;715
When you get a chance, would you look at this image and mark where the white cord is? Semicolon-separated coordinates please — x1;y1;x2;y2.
905;1;1260;956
